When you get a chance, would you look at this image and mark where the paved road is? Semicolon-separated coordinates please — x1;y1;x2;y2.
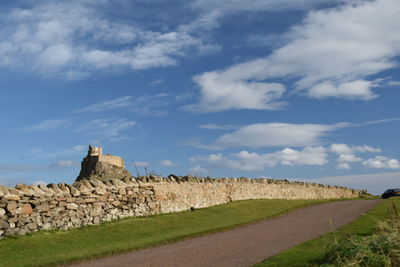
71;199;381;267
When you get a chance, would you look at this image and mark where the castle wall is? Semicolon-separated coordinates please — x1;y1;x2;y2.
0;177;363;238
99;154;124;168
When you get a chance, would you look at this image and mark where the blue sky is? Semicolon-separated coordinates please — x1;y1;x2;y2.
0;0;399;194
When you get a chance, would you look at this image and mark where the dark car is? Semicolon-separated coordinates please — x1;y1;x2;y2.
381;188;400;199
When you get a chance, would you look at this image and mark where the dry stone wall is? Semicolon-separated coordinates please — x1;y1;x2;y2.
151;177;363;213
0;179;157;238
0;176;364;238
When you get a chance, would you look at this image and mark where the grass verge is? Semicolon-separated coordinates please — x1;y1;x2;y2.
255;198;400;267
323;201;400;266
0;198;334;266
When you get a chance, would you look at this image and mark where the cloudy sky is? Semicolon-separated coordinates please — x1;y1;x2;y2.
0;0;399;194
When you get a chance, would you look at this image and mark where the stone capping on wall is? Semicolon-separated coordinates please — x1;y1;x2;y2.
0;176;366;239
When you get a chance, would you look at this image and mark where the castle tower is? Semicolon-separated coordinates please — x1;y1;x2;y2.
88;145;103;157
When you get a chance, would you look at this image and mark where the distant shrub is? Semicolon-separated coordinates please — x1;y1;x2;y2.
322;203;400;267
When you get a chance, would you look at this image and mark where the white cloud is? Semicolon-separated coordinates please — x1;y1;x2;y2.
75;93;180;117
198;124;236;130
193;0;340;13
189;0;341;33
387;81;400;86
269;0;400;94
337;163;351;170
183;138;222;150
160;160;174;166
186;71;286;112
193;146;327;171
354;145;382;153
0;1;216;78
215;123;338;148
271;147;328;166
75;96;132;113
189;165;208;175
363;156;400;169
150;79;164;86
40;44;74;67
190;138;397;172
351;117;400;128
330;143;381;154
330;143;381;169
185;0;341;35
337;154;362;163
307;80;378;100
129;94;171;117
175;92;194;102
76;118;137;141
330;143;352;154
189;0;400;111
189;120;394;151
125;31;216;70
24;119;67;131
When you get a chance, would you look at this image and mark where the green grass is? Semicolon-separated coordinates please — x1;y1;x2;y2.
0;199;333;266
322;202;400;266
255;198;400;267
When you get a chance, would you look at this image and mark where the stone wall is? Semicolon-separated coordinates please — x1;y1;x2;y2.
0;176;364;238
151;177;362;213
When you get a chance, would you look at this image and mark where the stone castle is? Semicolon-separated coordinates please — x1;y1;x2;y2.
75;146;131;182
87;145;124;168
0;146;369;238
